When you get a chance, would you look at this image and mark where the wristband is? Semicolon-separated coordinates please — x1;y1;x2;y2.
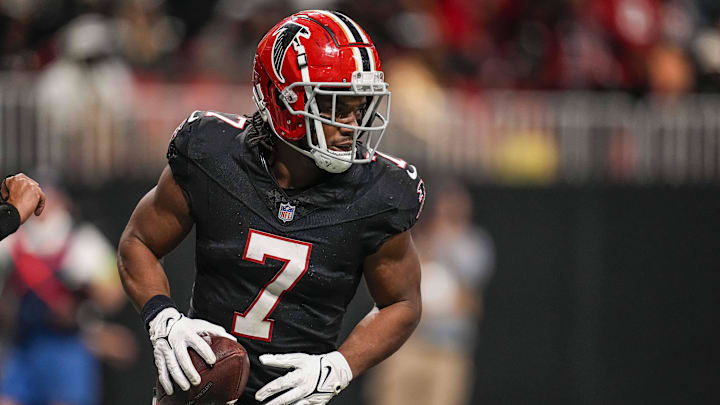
0;203;20;240
141;294;177;330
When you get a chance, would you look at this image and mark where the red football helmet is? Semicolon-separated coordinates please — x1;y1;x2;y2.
252;10;391;173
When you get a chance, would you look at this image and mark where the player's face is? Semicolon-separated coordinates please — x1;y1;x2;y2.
316;95;368;152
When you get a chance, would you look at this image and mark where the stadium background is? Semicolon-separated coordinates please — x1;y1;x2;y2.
1;0;720;404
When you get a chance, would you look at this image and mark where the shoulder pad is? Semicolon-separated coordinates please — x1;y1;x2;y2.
168;110;249;161
372;151;426;232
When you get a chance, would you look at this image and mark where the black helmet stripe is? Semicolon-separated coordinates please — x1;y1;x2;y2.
357;47;371;71
329;11;371;71
329;11;366;43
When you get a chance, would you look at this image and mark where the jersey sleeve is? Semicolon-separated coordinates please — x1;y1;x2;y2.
166;111;202;215
386;167;425;233
167;110;209;178
366;160;427;253
166;110;247;217
167;110;249;164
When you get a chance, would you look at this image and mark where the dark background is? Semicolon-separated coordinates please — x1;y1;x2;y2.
72;182;720;405
2;0;719;403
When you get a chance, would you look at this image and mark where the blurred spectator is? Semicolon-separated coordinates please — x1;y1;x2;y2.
115;0;184;71
692;24;720;91
0;176;136;405
493;129;559;183
647;43;695;95
368;180;494;405
0;0;717;94
384;54;447;135
35;13;134;181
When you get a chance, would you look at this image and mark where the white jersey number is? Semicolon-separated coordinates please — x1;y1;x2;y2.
232;229;312;341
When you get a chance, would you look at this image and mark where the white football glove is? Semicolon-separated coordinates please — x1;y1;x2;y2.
148;307;237;395
255;351;352;405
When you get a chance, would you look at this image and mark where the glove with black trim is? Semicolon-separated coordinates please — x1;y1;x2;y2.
255;351;353;405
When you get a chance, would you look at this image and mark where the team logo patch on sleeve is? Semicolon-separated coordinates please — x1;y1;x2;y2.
278;202;296;223
416;179;426;220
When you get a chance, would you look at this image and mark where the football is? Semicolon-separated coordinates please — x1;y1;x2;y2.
156;336;250;405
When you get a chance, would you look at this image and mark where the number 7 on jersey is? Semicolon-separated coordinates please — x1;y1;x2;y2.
231;229;312;341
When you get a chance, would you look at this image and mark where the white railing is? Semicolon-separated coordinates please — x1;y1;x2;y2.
2;75;720;184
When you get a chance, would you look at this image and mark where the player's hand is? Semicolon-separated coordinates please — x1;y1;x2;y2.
148;307;237;395
1;173;45;224
255;351;352;405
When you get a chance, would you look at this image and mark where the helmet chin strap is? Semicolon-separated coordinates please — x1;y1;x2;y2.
312;149;353;173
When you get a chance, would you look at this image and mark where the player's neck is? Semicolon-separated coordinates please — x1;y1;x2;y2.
270;142;327;190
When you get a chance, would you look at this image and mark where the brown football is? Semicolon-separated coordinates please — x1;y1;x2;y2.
156;336;250;405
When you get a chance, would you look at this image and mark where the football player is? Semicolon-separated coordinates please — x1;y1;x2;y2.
118;10;425;405
0;174;45;241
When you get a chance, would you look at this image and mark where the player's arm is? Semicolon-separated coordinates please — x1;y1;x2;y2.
117;166;192;309
118;166;235;396
256;230;421;405
339;229;421;375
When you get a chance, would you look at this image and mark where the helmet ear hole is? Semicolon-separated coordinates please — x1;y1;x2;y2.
268;82;287;110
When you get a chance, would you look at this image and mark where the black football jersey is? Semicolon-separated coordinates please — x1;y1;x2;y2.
166;110;425;404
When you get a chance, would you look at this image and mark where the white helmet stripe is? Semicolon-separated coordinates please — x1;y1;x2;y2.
309;10;359;70
328;11;364;42
351;47;363;72
328;11;375;71
313;10;355;42
313;10;368;71
339;12;369;43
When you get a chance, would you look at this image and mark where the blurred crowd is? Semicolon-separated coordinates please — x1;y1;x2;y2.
1;0;719;186
0;173;136;404
1;0;720;95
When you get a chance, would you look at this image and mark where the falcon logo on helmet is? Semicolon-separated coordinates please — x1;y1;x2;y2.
271;22;310;84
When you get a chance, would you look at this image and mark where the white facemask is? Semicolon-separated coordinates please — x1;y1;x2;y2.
256;71;390;174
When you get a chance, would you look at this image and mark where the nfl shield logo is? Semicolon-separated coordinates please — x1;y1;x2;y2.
278;202;296;223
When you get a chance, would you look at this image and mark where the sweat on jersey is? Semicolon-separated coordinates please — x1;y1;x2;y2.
167;110;425;403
